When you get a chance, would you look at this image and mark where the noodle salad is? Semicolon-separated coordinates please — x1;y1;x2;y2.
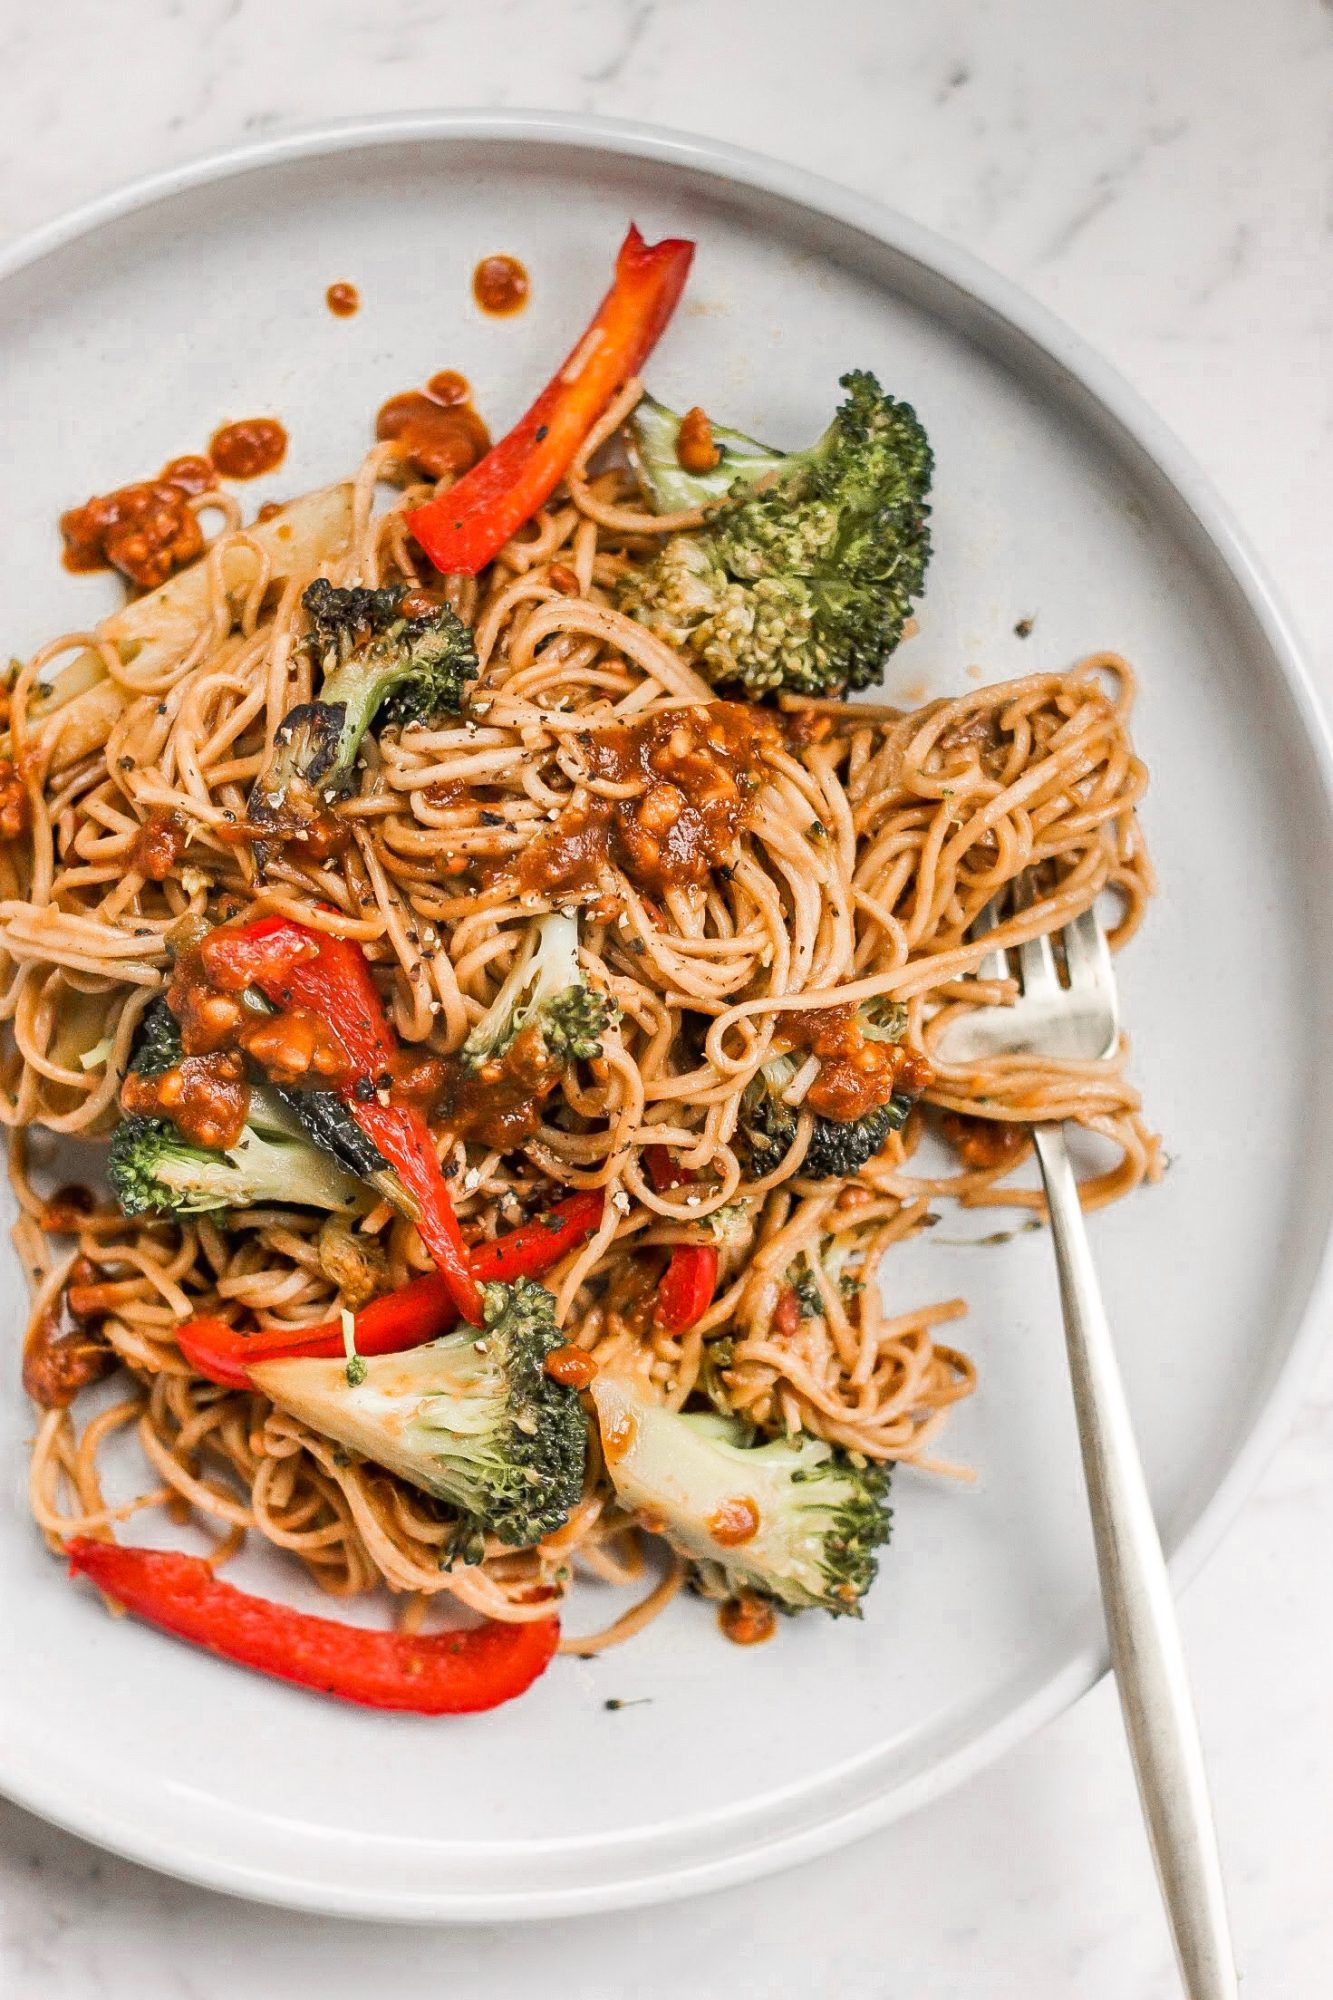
1;224;1158;1714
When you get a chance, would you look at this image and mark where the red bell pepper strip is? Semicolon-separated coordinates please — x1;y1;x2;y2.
66;1540;558;1714
473;1189;605;1284
654;1243;719;1334
407;223;695;576
176;1191;605;1389
643;1144;719;1333
201;916;481;1325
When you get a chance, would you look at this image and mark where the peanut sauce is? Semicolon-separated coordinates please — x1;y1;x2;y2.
325;280;360;317
128;809;189;882
436;1021;561;1150
544;1345;598;1389
22;1308;115;1410
779;1004;933;1125
61;470;206;589
676;406;720;474
39;1184;96;1234
60;428;281;589
516;702;778;898
708;1495;761;1547
472;254;530;316
719;1594;777;1646
208;418;288;481
376;371;491;484
937;1109;1029;1172
120;1046;250;1152
0;759;29;840
599;1406;637;1465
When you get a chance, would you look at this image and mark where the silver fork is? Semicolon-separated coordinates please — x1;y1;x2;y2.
940;884;1237;2000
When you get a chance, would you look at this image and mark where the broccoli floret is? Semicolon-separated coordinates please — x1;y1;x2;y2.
591;1375;891;1615
738;1000;923;1181
252;579;477;821
108;1090;367;1218
462;911;617;1072
127;996;184;1077
115;1000;405;1220
249;1277;588;1557
618;371;932;698
273;1085;420;1225
739;1054;915;1181
624;392;791;513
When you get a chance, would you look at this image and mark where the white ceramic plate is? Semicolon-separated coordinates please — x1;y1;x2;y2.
0;112;1330;1922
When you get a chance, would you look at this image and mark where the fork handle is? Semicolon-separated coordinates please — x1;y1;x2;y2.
1032;1123;1237;1999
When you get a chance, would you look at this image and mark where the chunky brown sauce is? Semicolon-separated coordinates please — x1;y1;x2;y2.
325;280;360;317
472;254;529;316
780;1004;932;1125
937;1109;1028;1172
675;405;720;474
708;1495;761;1547
718;1594;777;1645
61;472;206;589
121;1046;249;1152
517;702;778;898
544;1345;598;1389
208;418;288;481
376;371;490;484
22;1307;115;1409
128;809;189;882
436;1021;561;1150
61;425;284;588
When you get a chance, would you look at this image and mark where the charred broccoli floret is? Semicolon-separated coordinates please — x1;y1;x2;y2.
591;1374;891;1615
126;995;187;1078
249;1278;589;1558
113;1000;409;1221
462;911;617;1072
618;372;932;698
738;1001;922;1180
108;1093;367;1218
741;1070;912;1180
251;578;477;821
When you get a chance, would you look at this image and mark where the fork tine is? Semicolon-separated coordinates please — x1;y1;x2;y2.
968;894;1011;983
1061;901;1114;993
1012;874;1060;998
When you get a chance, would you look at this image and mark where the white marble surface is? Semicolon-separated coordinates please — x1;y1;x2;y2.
1;1;1331;1993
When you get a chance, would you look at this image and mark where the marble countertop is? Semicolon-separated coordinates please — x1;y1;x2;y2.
2;2;1331;1993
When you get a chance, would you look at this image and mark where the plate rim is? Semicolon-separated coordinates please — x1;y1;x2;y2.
1;106;1330;1921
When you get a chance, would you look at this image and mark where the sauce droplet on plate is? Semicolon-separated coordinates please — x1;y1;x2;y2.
376;376;490;484
325;281;360;318
473;254;530;317
209;418;288;481
719;1594;777;1646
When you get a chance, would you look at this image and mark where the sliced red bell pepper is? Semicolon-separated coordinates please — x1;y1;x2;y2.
643;1144;718;1333
202;915;481;1325
66;1540;558;1714
474;1189;604;1284
653;1244;719;1334
176;1191;605;1389
407;223;695;575
644;1143;688;1193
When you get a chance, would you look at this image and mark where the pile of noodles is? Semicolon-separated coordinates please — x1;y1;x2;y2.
1;380;1158;1651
